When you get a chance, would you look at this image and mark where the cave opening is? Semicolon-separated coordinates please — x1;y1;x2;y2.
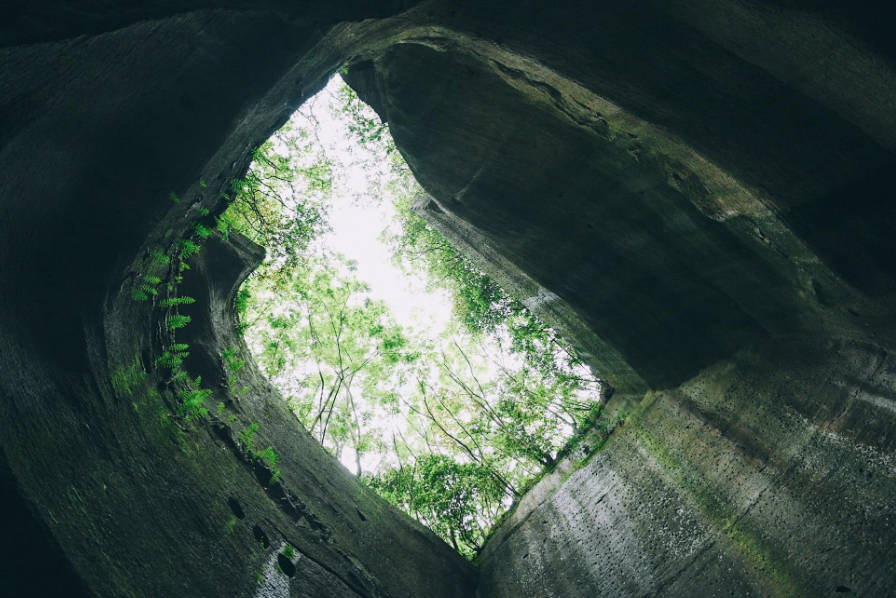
2;3;895;594
219;74;608;557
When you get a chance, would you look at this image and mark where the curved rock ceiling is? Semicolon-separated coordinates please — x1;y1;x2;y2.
1;1;894;596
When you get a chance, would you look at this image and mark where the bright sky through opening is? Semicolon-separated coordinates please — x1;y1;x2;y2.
242;74;600;485
302;76;454;341
232;73;604;557
270;76;459;473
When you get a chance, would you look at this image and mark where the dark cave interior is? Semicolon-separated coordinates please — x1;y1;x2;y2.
1;2;895;596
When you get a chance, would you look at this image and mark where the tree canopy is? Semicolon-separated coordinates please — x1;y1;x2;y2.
221;74;604;558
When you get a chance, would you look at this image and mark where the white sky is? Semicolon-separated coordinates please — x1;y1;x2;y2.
291;77;458;472
303;76;455;340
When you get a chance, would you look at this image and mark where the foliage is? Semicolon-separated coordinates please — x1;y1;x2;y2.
179;239;201;260
254;445;281;485
387;200;510;332
364;455;505;558
156;346;189;370
110;355;147;397
221;347;247;395
222;348;245;373
238;422;280;484
248;251;417;477
160;296;196;307
337;84;395;153
152;249;170;266
218;120;331;278
240;422;259;452
178;375;211;420
126;187;223;431
167;314;192;330
132;273;163;301
132;286;154;302
235;288;251;316
229;75;605;558
194;223;212;238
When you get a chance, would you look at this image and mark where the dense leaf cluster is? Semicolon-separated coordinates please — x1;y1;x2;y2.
366;455;505;558
222;75;604;557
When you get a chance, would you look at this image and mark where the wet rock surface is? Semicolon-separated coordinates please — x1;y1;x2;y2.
2;1;896;596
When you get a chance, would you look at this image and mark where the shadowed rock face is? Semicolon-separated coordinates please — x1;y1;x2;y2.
345;7;896;391
1;1;895;596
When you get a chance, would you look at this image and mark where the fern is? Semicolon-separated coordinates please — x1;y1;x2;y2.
180;239;201;259
240;422;259;452
222;347;245;374
179;387;212;420
170;369;189;383
160;296;196;307
194;223;212;238
167;314;191;330
255;446;278;469
155;349;189;370
132;274;162;301
228;359;245;373
151;250;171;265
254;446;281;485
216;217;231;240
172;374;211;421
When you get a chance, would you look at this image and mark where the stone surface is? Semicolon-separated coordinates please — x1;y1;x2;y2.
1;1;895;596
477;339;896;596
0;4;472;597
345;12;896;390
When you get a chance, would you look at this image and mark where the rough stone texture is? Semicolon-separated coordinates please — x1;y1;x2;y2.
0;4;472;597
478;339;896;596
345;11;896;390
2;1;896;596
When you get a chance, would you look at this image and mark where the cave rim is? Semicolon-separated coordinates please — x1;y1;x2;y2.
212;71;608;559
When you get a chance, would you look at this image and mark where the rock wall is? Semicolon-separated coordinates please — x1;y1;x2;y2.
477;339;896;596
1;1;895;596
345;4;896;391
345;2;896;595
0;4;473;597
